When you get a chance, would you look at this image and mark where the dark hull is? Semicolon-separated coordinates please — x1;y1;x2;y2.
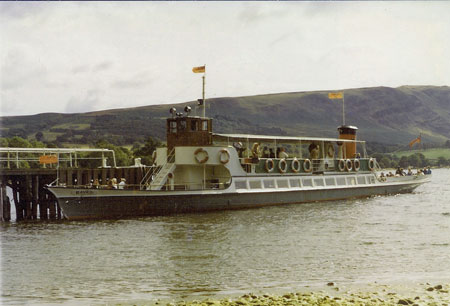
49;180;424;220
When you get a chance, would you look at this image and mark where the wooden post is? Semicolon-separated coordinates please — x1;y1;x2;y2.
10;180;22;221
32;175;39;219
101;168;107;187
0;181;5;222
1;182;11;222
59;169;67;186
25;175;32;219
48;191;56;220
77;169;82;186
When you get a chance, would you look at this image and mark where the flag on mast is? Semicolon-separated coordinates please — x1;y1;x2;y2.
409;135;421;148
192;65;205;73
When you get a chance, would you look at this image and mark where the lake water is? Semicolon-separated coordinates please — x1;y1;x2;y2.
1;169;449;305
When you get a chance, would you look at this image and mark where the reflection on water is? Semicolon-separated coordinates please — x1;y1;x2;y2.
1;169;450;305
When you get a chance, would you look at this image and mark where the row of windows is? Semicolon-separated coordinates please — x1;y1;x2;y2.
235;175;376;190
169;119;209;134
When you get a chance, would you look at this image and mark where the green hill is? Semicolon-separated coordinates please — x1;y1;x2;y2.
393;148;450;160
1;85;449;149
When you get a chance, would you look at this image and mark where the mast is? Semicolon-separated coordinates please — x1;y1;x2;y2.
192;65;206;118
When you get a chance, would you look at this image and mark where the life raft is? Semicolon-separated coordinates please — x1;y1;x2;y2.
291;158;301;173
265;159;274;172
338;159;346;172
218;149;230;164
278;158;288;173
194;148;209;164
327;144;335;158
303;159;312;172
368;158;375;171
353;159;361;171
345;159;353;171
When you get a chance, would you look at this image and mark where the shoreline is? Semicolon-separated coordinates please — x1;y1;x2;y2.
114;283;450;306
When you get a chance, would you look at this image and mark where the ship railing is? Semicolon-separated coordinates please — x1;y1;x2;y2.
139;148;175;190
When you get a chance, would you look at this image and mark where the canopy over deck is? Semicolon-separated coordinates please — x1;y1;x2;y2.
213;133;365;144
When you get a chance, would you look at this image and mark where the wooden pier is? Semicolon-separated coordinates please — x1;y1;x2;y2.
0;167;148;222
0;147;152;221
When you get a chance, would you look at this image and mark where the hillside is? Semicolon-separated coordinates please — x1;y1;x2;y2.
1;85;449;148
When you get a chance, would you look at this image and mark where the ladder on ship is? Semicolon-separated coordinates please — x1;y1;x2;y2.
140;149;176;190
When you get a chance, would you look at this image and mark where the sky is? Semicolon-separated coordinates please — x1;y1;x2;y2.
1;1;449;117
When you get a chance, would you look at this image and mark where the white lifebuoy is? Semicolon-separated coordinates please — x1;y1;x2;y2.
278;159;287;173
353;159;360;171
345;159;353;171
291;158;301;173
194;148;209;164
219;149;230;164
265;159;274;172
303;159;312;173
368;158;375;171
327;144;335;158
338;159;346;172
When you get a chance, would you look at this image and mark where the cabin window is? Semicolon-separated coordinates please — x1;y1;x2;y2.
170;121;177;133
368;175;375;184
249;180;262;189
347;177;356;185
235;180;247;189
178;120;186;131
191;120;198;131
357;176;366;185
314;178;325;187
336;177;346;186
290;179;300;188
325;178;336;186
302;178;313;187
277;179;289;188
263;179;275;188
202;120;208;131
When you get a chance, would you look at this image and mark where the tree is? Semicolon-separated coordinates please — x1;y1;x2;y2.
133;136;162;165
437;156;448;167
95;140;133;167
35;131;44;141
399;156;409;168
379;157;392;169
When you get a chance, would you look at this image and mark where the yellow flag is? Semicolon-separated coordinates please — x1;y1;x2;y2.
192;65;205;73
328;92;343;99
409;135;421;148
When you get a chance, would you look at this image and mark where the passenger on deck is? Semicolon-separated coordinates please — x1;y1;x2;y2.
310;145;320;159
269;148;275;158
407;167;413;176
262;146;270;158
119;178;126;190
252;143;260;158
93;179;100;189
279;147;289;159
112;178;118;189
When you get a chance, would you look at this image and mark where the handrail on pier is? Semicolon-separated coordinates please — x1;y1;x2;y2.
0;147;117;169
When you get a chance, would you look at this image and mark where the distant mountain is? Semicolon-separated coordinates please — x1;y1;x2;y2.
1;86;449;147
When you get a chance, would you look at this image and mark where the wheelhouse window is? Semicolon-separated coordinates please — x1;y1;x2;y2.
202;120;209;131
191;120;198;131
178;120;186;131
170;121;177;133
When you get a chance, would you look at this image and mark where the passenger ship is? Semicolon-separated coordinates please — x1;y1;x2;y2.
47;107;430;220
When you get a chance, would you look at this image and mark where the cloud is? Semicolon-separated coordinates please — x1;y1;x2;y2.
111;71;152;89
64;89;103;113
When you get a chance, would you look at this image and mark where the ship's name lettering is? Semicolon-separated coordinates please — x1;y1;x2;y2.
74;190;94;195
